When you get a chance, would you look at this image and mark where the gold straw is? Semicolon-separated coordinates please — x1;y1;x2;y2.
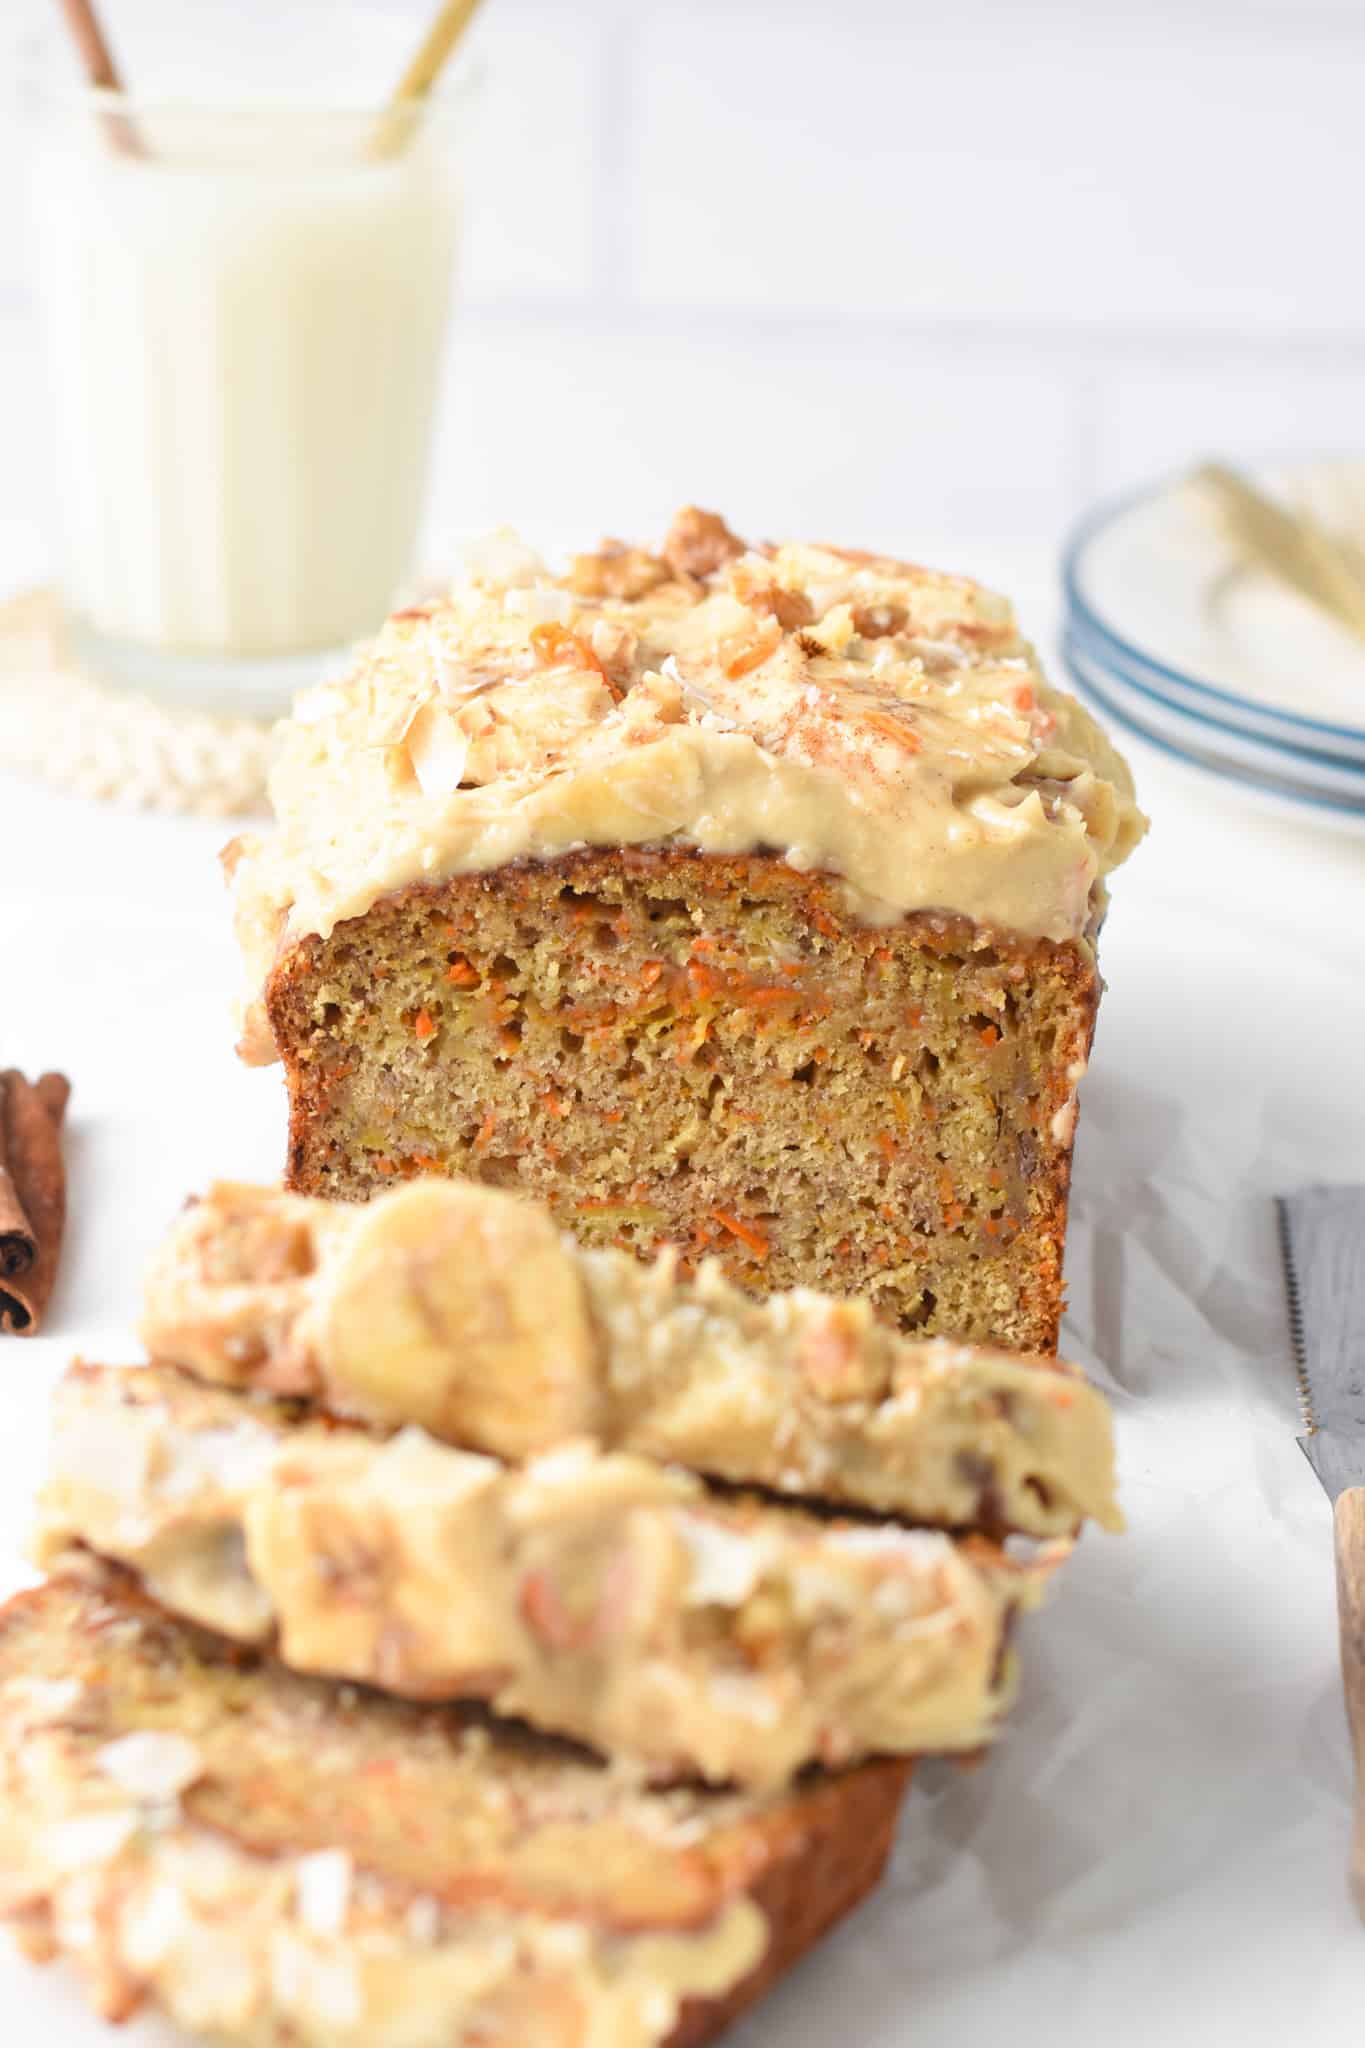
52;0;143;154
371;0;486;160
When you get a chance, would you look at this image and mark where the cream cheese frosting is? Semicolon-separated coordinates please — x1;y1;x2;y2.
39;1361;1057;1788
228;509;1146;1064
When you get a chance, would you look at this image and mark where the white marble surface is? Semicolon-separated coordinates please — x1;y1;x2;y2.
2;562;1365;2044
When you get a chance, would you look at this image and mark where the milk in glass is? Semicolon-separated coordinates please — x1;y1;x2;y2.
30;99;460;699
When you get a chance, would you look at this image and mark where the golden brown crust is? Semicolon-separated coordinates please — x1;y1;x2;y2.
267;848;1098;1353
668;1758;906;2048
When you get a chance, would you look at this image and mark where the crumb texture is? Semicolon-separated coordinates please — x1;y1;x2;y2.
270;851;1097;1349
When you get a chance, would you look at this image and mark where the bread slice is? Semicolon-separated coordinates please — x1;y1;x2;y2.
0;1569;911;2047
141;1178;1121;1538
38;1362;1061;1788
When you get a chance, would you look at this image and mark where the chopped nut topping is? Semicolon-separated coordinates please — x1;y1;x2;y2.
851;602;908;639
662;506;746;582
568;541;671;601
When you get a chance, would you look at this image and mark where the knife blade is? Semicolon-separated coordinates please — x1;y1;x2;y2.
1277;1185;1365;1918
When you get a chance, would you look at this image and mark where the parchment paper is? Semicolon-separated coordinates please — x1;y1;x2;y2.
1;753;1364;2047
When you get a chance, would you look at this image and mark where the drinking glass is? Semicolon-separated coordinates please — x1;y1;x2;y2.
25;60;472;716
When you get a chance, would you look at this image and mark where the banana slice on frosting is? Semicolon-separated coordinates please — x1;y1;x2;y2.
316;1180;604;1451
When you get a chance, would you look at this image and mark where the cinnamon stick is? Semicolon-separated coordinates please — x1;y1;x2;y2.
0;1071;71;1336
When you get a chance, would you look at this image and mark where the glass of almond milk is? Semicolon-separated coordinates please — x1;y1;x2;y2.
27;71;468;716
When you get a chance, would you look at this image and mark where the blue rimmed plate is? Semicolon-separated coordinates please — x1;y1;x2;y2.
1063;628;1365;837
1063;460;1365;766
1064;612;1365;798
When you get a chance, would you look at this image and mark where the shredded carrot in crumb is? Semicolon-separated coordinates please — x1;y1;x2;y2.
876;1130;898;1165
639;960;664;989
559;1002;619;1031
872;945;892;964
602;1108;624;1124
413;1010;436;1041
446;959;479;988
410;1152;443;1171
371;1155;397;1176
473;1110;498;1154
811;908;838;940
983;1217;1001;1237
540;1087;570;1119
978;1024;1000;1048
711;1210;770;1261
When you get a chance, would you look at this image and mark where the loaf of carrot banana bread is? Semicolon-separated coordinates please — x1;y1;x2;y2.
39;1362;1059;1787
142;1178;1121;1536
0;1569;911;2048
227;509;1144;1349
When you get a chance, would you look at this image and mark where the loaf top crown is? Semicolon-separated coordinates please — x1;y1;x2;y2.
228;508;1144;1052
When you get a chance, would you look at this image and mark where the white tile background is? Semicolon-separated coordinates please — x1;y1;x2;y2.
2;0;1363;572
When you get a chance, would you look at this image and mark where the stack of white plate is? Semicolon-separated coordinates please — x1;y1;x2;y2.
1061;461;1365;835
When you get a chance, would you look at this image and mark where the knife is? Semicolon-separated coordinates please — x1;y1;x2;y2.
1277;1185;1365;1917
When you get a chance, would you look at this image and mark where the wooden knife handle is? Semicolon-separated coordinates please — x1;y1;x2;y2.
1335;1487;1365;1918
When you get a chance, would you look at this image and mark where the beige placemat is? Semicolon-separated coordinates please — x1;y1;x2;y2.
1;589;277;818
